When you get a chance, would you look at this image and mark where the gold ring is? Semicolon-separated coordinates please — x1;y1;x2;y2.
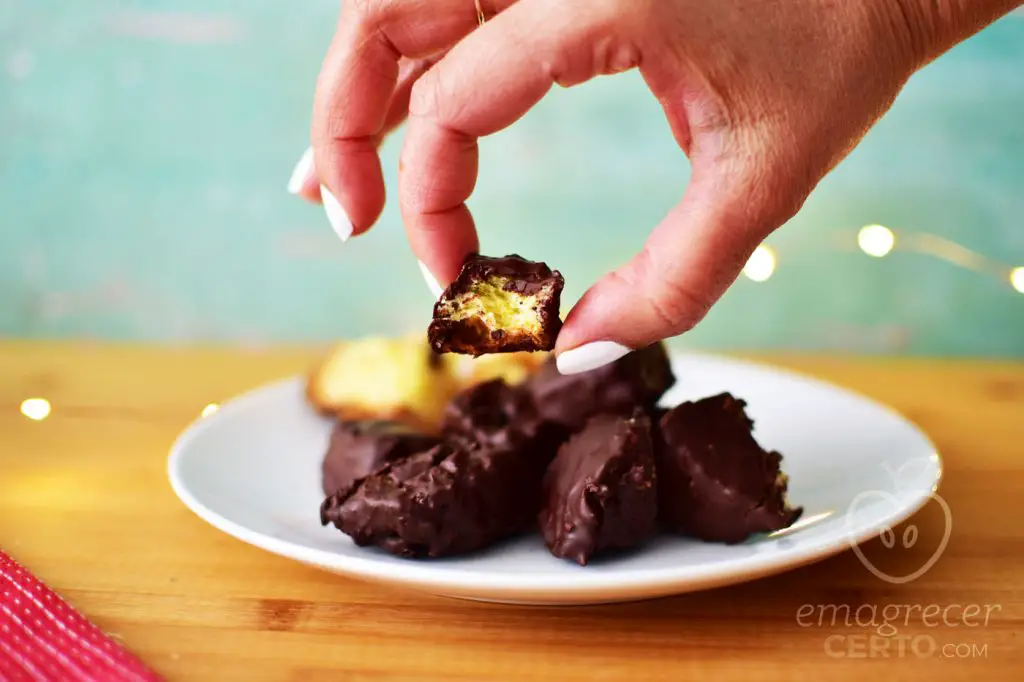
474;0;486;25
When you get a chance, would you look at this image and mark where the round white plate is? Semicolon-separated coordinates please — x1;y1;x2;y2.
168;353;941;605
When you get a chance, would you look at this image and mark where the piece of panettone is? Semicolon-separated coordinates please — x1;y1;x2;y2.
306;336;460;433
460;351;550;387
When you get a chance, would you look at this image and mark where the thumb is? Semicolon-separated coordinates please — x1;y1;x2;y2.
555;151;806;374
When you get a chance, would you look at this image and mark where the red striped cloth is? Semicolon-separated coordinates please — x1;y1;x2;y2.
0;550;160;682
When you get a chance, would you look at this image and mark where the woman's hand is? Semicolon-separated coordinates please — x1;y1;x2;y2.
291;0;1020;373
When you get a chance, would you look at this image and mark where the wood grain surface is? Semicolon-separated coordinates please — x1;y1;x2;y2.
1;342;1021;681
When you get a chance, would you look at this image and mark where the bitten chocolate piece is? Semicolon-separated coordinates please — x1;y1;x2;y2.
540;412;658;565
428;254;564;356
656;393;802;543
321;420;439;496
320;439;548;558
528;342;676;431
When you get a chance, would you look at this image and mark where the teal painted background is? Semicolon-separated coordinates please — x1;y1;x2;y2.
1;1;1022;355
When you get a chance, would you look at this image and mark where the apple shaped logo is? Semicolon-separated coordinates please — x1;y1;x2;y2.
845;457;951;584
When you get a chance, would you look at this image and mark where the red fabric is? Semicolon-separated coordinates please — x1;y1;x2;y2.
0;550;160;682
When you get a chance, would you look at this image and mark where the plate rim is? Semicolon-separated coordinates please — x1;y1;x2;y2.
167;351;943;602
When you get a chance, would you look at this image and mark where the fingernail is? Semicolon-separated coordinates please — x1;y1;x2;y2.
320;185;353;242
556;341;632;375
418;260;445;300
287;146;314;194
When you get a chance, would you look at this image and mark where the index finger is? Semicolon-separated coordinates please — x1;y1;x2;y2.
400;0;637;283
311;0;513;237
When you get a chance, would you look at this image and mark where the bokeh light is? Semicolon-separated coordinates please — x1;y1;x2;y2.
858;224;895;258
743;245;776;282
1011;267;1024;294
201;403;220;418
20;398;51;421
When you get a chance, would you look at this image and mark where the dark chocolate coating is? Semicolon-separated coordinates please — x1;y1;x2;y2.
528;342;676;431
656;393;802;543
428;254;564;356
320;439;549;558
321;420;439;496
442;379;568;460
540;412;658;565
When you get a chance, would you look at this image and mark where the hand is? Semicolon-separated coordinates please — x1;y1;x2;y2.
292;0;1020;373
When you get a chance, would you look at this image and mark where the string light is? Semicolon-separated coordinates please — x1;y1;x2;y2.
735;224;1019;294
201;403;219;418
743;245;777;282
1011;267;1024;294
858;224;895;257
20;398;51;421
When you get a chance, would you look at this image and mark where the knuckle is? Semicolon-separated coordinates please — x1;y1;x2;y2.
410;69;473;132
716;139;811;236
348;0;376;22
349;0;397;25
408;73;442;118
539;0;638;88
545;41;640;88
544;53;577;88
743;158;810;228
606;42;641;74
543;26;639;87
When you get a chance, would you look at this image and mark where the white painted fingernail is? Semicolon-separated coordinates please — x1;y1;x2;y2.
556;341;632;375
320;185;353;242
418;260;445;300
287;146;314;194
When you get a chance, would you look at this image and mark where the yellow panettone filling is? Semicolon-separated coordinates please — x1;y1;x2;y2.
446;278;544;336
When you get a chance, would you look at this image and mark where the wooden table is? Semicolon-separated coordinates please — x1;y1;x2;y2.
1;342;1021;681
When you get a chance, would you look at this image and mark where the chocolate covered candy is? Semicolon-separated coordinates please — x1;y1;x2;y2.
320;439;548;558
428;254;564;356
540;412;658;565
321;420;439;496
656;393;802;543
442;378;567;460
528;342;675;431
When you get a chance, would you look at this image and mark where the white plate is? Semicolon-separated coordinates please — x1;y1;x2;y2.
168;353;942;605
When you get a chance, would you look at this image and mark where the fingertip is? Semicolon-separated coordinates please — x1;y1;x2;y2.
553;280;627;352
553;268;668;355
287;148;324;204
293;184;323;204
298;184;323;204
320;185;354;242
417;260;445;300
287;146;314;195
404;205;479;284
316;139;388;236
